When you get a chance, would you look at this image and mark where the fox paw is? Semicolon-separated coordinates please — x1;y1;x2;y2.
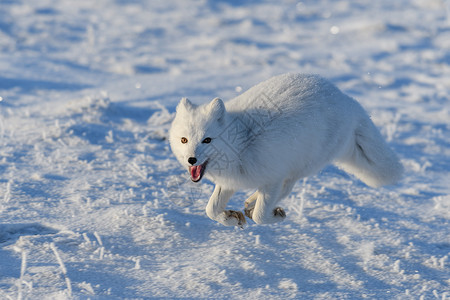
274;207;286;218
244;200;256;219
225;210;246;228
244;207;254;219
250;207;286;224
245;206;286;219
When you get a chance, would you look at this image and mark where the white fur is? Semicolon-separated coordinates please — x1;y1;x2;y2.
169;73;403;226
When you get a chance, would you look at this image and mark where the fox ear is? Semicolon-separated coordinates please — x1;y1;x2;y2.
176;97;194;112
209;97;225;121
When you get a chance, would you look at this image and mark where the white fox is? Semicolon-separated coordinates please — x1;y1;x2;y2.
169;73;403;227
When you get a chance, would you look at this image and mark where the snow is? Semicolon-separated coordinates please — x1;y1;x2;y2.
0;0;449;299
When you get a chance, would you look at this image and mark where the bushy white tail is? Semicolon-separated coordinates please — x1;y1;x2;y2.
337;117;403;188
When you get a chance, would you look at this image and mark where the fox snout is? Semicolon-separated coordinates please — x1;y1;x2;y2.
188;158;208;182
188;157;197;165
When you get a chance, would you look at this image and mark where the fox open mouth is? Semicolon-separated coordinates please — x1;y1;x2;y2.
189;161;208;182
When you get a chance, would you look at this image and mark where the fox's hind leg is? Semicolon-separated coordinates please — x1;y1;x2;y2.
279;177;298;200
244;191;258;219
206;185;246;227
244;177;295;220
247;183;286;224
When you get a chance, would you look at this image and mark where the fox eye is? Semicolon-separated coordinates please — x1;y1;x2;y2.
181;137;188;144
202;137;212;144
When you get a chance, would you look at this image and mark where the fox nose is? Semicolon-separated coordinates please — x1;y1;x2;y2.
188;157;197;165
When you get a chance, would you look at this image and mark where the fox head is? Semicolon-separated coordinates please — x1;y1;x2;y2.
169;97;228;183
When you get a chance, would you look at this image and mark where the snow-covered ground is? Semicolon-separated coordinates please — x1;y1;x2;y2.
0;0;449;298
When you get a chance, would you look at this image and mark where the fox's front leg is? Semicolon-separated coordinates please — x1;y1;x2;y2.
206;186;246;227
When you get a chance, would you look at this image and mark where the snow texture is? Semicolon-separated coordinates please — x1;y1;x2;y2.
0;0;449;299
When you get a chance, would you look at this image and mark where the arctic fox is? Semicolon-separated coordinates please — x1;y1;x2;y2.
169;73;403;227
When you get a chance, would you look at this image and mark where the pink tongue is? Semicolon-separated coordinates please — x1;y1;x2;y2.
190;165;202;180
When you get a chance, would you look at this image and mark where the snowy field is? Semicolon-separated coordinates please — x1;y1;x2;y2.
0;0;449;299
